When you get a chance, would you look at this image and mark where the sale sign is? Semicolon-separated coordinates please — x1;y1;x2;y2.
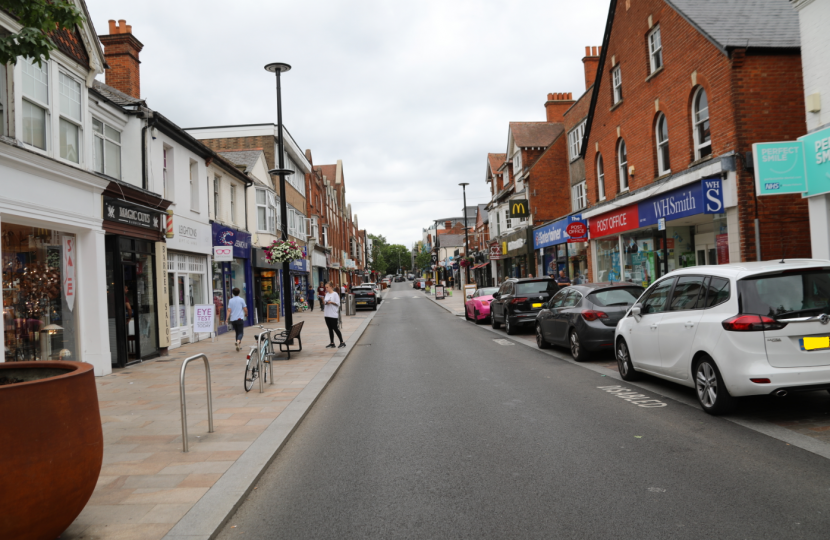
62;235;75;312
193;304;215;334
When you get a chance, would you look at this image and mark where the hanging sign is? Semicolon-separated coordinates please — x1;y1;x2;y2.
193;304;215;334
565;222;587;238
489;243;503;260
800;126;830;197
753;141;808;196
213;246;233;262
509;199;529;218
103;196;163;230
62;236;75;312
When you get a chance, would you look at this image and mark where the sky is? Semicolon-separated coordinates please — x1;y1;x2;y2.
85;0;610;247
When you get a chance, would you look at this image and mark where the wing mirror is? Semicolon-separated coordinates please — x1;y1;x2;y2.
542;302;549;309
466;295;473;300
630;303;642;320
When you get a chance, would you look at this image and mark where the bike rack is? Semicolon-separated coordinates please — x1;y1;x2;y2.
179;353;215;452
255;330;275;393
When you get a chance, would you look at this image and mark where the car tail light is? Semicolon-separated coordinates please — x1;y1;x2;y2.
367;292;375;296
581;310;609;321
510;297;529;305
721;315;788;332
750;378;771;384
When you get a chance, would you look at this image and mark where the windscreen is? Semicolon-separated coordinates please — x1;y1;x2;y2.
738;269;830;318
478;287;499;296
589;287;644;307
515;281;559;295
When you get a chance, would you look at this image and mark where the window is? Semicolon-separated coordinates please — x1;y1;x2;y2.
596;153;606;201
648;25;663;73
736;270;830;317
283;152;306;196
230;185;236;224
58;72;81;163
618;139;629;191
669;276;705;310
162;146;172;199
322;226;329;247
256;189;279;234
568;121;586;161
612;66;622;104
213;176;220;219
189;161;199;211
504;208;512;230
92;118;121;179
572;181;587;211
641;277;675;314
656;113;671;175
513;151;522;175
311;217;319;242
701;277;729;308
693;87;711;159
22;58;49;150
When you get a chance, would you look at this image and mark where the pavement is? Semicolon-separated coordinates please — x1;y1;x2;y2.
212;281;830;539
61;296;382;540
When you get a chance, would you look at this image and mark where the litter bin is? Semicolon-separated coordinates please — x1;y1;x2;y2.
345;293;356;316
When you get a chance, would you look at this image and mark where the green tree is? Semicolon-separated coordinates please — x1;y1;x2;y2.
0;1;85;66
414;250;432;273
367;234;388;275
382;244;410;275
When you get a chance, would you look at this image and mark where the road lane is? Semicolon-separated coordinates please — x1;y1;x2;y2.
217;282;830;539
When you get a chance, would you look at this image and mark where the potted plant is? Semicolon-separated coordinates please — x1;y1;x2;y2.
0;361;103;539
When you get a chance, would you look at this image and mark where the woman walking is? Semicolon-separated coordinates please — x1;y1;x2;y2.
323;282;346;349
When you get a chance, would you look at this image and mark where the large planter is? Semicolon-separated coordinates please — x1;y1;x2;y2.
0;361;103;540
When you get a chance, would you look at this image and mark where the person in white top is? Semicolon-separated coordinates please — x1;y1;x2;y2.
324;282;345;348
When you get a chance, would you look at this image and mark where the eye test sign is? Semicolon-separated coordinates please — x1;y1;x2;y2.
193;304;215;334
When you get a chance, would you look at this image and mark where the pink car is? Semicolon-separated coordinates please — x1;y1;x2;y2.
464;287;500;323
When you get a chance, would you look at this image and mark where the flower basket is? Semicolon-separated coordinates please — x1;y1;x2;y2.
459;257;474;268
265;240;305;264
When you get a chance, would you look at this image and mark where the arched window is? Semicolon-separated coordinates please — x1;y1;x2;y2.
618;139;629;191
693;87;711;159
596;153;606;201
656;113;670;175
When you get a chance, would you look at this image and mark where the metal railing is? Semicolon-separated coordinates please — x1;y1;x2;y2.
179;353;215;452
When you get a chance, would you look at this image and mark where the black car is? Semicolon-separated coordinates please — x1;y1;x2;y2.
490;278;560;335
352;286;378;310
535;283;645;361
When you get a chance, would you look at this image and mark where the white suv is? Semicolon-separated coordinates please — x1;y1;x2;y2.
615;260;830;415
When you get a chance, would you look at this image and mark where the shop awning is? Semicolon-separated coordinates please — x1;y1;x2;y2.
472;263;488;270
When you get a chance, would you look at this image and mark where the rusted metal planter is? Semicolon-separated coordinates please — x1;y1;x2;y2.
0;361;103;540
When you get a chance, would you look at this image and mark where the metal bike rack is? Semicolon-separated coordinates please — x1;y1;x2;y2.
255;330;275;394
179;353;214;452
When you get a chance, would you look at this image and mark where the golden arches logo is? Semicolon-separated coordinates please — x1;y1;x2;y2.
510;199;529;217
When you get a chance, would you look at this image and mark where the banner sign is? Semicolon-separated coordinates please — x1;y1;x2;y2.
638;178;724;227
193;304;215;334
534;214;585;249
753;141;808;195
103;196;164;231
62;236;75;312
212;223;251;258
213;246;233;262
800;126;830;197
591;205;639;237
489;244;502;260
509;199;529;218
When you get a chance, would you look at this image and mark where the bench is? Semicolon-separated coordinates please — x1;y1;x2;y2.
272;320;304;360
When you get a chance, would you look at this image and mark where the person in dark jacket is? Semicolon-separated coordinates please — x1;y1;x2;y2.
307;285;316;311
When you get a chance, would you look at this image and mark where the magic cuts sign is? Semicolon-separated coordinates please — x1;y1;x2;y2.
104;196;164;231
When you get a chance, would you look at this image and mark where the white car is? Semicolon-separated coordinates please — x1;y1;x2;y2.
615;260;830;415
363;282;382;303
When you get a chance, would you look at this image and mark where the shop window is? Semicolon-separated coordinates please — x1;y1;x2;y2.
190;161;199;211
92;118;121;179
58;72;82;164
656;113;671;175
648;25;663;74
596;153;606;201
572;181;587;211
617;139;629;191
568;121;586;162
2;225;77;362
213;175;221;219
693;87;711;159
612;65;622;105
622;228;662;286
22;58;49;150
596;236;621;282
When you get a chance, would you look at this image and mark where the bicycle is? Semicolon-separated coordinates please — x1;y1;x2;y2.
244;325;278;392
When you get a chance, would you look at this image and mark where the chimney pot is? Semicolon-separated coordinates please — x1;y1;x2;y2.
108;20;116;33
583;46;601;91
99;19;144;99
585;46;591;56
126;24;132;34
545;92;576;122
118;19;126;33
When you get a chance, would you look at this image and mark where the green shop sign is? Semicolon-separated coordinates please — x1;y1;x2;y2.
752;141;807;196
800;125;830;197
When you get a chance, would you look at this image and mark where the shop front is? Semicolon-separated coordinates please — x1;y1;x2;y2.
534;214;589;283
290;251;310;311
499;228;533;280
102;195;167;367
588;178;729;287
253;247;281;323
311;246;328;287
166;214;212;349
212;224;253;334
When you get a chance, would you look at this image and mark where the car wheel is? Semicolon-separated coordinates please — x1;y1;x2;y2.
616;339;641;381
474;309;484;325
694;356;735;415
491;312;501;329
570;330;590;362
536;323;551;349
505;316;516;335
465;307;471;321
372;304;377;311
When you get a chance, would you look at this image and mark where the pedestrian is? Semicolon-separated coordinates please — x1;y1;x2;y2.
225;287;248;352
317;280;327;311
556;270;572;288
527;273;534;278
340;283;347;312
323;282;346;349
307;284;316;311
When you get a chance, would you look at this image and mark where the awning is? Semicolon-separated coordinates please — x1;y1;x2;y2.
472;262;488;270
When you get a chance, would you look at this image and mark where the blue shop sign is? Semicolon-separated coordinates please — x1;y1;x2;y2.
289;246;308;272
637;178;724;228
534;214;585;249
212;224;251;259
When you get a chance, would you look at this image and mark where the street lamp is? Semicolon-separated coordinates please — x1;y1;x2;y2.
459;182;471;287
265;61;295;331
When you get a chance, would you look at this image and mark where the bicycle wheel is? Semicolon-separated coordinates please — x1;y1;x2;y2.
244;349;260;392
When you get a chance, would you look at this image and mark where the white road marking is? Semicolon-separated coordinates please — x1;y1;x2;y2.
493;339;514;346
597;385;667;408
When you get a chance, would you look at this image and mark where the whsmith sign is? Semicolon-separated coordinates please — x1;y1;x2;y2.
103;197;164;231
509;199;529;218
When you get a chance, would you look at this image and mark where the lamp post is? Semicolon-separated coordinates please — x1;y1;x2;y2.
459;183;471;287
265;62;295;331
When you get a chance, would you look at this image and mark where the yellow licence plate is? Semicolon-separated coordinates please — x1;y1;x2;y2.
357;301;367;305
803;336;830;350
532;303;543;308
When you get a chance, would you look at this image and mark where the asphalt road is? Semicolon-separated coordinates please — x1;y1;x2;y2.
217;282;830;540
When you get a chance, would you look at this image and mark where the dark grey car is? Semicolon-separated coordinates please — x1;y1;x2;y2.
535;283;644;361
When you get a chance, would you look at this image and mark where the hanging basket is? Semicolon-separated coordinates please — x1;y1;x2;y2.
265;240;305;264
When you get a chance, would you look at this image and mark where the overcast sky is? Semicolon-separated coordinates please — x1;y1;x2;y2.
86;0;609;247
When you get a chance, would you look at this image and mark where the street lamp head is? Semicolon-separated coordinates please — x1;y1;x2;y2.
264;63;292;73
268;168;294;176
458;182;469;187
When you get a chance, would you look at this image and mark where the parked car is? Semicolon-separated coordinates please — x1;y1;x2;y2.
351;285;378;310
490;278;559;335
465;287;500;324
414;278;426;289
615;260;830;415
364;282;382;303
394;276;405;282
535;283;644;361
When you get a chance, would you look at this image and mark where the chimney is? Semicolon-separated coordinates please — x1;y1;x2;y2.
583;46;601;90
444;220;452;230
99;20;144;99
544;92;576;122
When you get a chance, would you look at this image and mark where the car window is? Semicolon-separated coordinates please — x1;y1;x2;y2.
498;283;510;296
550;289;569;308
589;287;644;307
669;276;705;311
516;280;559;295
641;278;675;315
480;287;499;296
564;290;582;308
702;277;730;308
738;269;830;317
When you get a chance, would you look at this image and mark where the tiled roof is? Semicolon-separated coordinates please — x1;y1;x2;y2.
436;234;466;247
488;153;506;174
667;0;800;50
92;80;143;106
218;149;264;174
316;164;337;182
50;26;90;68
509;122;564;148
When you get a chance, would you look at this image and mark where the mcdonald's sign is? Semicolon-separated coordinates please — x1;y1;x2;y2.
509;199;529;218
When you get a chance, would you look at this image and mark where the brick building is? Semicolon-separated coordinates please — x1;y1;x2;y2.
579;0;808;286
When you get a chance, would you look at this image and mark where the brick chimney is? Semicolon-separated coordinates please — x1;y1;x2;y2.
544;92;575;122
583;46;601;90
99;20;144;99
444;220;452;230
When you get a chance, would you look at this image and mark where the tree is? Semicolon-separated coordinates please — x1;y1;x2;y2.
367;234;388;275
382;244;410;275
414;250;432;273
0;1;85;66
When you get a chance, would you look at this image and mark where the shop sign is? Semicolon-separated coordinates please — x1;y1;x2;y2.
637;179;724;228
490;244;503;260
509;199;529;218
155;243;170;348
193;304;215;334
62;235;75;312
591;205;639;237
212;224;251;259
716;233;730;264
800;126;830;197
213;246;233;262
167;215;212;254
566;222;587;238
534;214;586;249
507;238;525;252
104;196;164;231
753;141;808;195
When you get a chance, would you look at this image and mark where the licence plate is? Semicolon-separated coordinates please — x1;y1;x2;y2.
357;301;367;305
532;303;543;308
802;336;830;351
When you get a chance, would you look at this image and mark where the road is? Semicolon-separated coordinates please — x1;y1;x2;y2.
217;281;830;539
